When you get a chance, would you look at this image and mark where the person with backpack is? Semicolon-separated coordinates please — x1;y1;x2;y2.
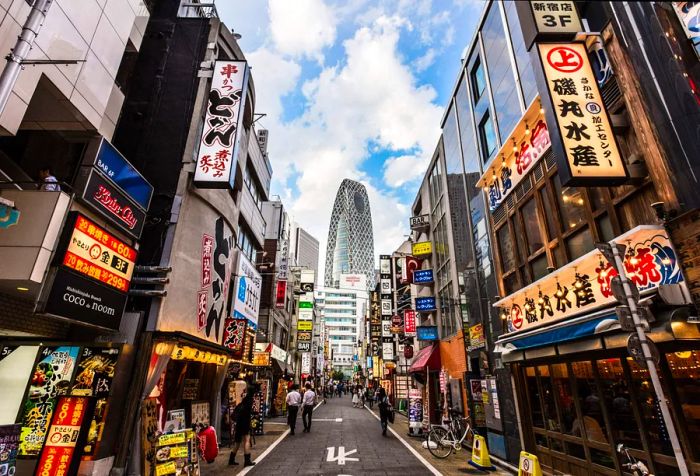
377;387;392;436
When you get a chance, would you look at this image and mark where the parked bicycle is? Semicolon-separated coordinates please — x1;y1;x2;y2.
426;409;475;459
617;444;652;476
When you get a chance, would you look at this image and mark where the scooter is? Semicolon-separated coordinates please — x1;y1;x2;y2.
617;444;652;476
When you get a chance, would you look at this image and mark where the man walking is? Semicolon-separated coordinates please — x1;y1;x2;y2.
301;382;316;433
286;384;302;435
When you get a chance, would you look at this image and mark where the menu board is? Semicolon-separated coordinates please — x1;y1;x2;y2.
155;429;198;476
251;391;264;436
0;425;20;476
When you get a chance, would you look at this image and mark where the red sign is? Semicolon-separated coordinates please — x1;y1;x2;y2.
275;280;287;308
35;396;93;476
546;46;583;72
201;235;214;288
403;256;423;284
62;213;137;292
404;310;416;335
222;318;247;358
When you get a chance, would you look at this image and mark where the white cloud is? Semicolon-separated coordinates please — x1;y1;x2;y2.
268;0;338;59
383;154;430;188
414;47;436;72
247;48;301;119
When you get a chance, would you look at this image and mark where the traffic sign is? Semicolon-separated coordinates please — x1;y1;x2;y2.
626;334;660;369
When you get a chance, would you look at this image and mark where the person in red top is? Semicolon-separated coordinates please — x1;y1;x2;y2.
196;423;219;463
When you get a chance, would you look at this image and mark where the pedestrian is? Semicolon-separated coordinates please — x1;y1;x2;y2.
377;387;391;436
302;382;316;432
352;389;359;408
38;167;60;192
228;386;256;467
366;387;375;409
286;384;302;435
195;422;218;464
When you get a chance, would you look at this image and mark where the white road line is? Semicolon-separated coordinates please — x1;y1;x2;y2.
237;400;325;475
364;406;441;476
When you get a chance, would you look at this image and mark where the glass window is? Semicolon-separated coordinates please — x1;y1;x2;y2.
665;350;700;460
479;112;497;162
540;185;557;241
471;57;486;102
538;365;560;432
551;364;576;434
504;0;537;104
531;254;549;281
554;175;587;231
588;187;607;211
526;367;545;428
497;224;516;272
565;228;594;261
503;273;519;295
596;214;615;242
571;362;609;445
522;198;544;255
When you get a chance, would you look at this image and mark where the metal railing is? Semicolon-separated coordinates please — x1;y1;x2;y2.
178;2;218;19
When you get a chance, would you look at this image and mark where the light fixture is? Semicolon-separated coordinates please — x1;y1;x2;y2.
512;138;518;153
525;123;531;136
539;100;544;115
16;286;29;292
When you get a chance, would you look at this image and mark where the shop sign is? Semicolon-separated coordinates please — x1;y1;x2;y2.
60;213;137;293
298;300;313;309
380;277;392;294
43;267;128;329
300;270;315;292
87;138;153;209
297;330;312;342
379;254;391;274
408;389;423;427
411;241;432;257
415;296;436;312
194;61;249;189
673;2;700;40
468;324;486;351
71;347;120;398
382;320;391;337
409;214;430;230
182;379;199;400
252;351;270;367
300;352;312;374
191;402;210;426
515;0;582;49
391;314;403;333
382;342;394;360
404;310;416;335
298;309;313;321
297;320;313;331
222;318;247;357
80;169;146;239
496;225;686;335
417;326;438;341
297;342;311;352
0;424;20;475
269;344;287;363
232;252;262;325
201;235;214;289
275;280;287;308
537;42;627;186
381;298;392;316
35;396;94;476
413;269;434;284
402;255;422;284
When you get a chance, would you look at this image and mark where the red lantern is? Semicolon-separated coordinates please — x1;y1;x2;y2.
404;344;414;359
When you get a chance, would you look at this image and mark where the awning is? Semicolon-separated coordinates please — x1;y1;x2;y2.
409;344;441;373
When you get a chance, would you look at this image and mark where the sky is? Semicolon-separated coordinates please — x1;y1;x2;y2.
217;0;485;279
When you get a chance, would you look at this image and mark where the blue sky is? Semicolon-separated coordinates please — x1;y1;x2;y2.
217;0;485;272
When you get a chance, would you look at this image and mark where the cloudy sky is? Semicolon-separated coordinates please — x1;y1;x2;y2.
218;0;484;277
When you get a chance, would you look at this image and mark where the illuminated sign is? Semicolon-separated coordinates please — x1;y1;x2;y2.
297;320;313;331
390;314;403;334
468;324;486;351
222;318;247;357
194;61;249;189
537;42;627;186
232;252;261;325
252;351;270;367
381;299;392;316
61;213;136;293
411;241;433;257
297;341;311;352
413;269;434;284
275;280;287;308
382;342;394;360
380;277;392;294
515;0;583;49
415;296;436;312
417;326;438;341
297;330;312;342
496;226;686;335
404;310;416;335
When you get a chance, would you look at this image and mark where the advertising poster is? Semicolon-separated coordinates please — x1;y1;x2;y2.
142;398;159;476
470;380;486;427
408;389;423;430
155;429;197;476
18;346;80;456
232;252;262;326
182;379;199;400
191;401;210;426
251;391;264;436
0;425;20;476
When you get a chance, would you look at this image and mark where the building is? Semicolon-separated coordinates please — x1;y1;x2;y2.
0;2;152;474
291;223;320;277
316;273;368;377
324;178;376;290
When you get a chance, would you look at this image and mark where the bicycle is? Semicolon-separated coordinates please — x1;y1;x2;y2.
426;410;475;459
617;444;652;476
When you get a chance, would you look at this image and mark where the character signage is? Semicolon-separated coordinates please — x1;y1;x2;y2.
417;325;439;341
80;169;146;239
537;42;627;186
401;255;422;284
232;252;261;326
380;277;392;294
43;268;128;329
382;342;394;360
381;299;392;316
297;320;313;331
515;0;583;49
415;296;437;312
413;269;434;284
404;310;416;335
194;61;249;189
222;318;247;358
252;351;270;367
411;241;432;257
297;342;311;352
496;226;686;335
60;213;136;293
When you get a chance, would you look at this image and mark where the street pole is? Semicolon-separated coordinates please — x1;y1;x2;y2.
0;0;53;116
610;244;689;475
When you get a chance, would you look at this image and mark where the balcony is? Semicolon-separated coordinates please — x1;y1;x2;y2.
239;184;266;247
178;1;218;18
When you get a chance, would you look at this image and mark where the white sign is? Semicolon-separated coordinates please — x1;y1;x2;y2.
232;251;262;325
270;344;287;363
326;447;359;465
340;273;366;290
409;214;429;230
379;256;391;274
382;342;394;360
301;352;311;374
194;61;249;188
382;321;391;337
381;299;392;316
380;278;392;294
529;0;582;35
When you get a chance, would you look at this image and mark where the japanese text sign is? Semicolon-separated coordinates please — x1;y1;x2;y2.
275;280;287;308
232;251;261;325
417;326;438;341
411;241;433;257
415;296;437;312
61;213;137;293
537;42;627;186
413;269;434;284
515;1;583;49
404;310;416;335
495;225;686;335
194;61;249;189
222;318;247;358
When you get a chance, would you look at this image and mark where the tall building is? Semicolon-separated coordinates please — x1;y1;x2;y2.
291;224;320;277
324;179;375;289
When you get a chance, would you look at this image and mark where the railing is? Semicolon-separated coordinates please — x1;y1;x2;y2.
178;2;218;19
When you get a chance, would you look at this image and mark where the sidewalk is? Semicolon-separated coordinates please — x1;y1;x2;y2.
365;406;515;476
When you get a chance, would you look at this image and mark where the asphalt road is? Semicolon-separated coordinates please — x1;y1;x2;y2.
246;395;439;476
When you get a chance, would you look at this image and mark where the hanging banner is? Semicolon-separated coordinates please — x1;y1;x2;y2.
404;310;416;336
222;318;247;358
468;324;486;351
537;42;627;186
402;256;422;284
496;226;686;335
194;61;249;188
301;353;311;374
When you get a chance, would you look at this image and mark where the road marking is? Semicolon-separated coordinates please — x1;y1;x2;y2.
236;400;325;475
312;418;343;422
326;446;359;465
364;406;441;476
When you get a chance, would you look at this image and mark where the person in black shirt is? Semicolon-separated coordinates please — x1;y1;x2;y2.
228;386;256;467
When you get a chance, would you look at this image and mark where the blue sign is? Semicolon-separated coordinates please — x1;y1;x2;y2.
415;296;436;312
0;204;20;229
417;326;438;341
92;139;153;210
413;269;434;284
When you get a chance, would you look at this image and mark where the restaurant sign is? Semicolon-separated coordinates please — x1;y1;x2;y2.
411;241;433;257
537;42;627;186
495;226;686;335
194;61;249;189
515;0;583;49
404;309;416;336
415;296;437;312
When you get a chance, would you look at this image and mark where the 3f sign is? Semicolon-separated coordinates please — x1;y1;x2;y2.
515;1;583;50
540;13;574;28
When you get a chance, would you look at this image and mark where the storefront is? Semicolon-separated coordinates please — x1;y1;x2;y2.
408;343;441;430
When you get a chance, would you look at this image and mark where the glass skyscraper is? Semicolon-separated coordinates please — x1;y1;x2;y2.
324;179;375;290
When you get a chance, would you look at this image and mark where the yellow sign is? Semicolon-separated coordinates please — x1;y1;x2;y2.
468;434;496;470
411;241;432;257
519;451;543;476
155;461;177;476
297;320;313;331
169;445;189;458
157;432;186;447
530;1;582;36
252;351;270;367
538;42;627;186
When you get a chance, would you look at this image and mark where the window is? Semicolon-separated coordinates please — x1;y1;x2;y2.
471;57;486;102
479;112;497;162
497;224;517;273
554;175;587;231
521;198;544;255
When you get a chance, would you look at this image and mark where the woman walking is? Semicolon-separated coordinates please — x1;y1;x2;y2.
351;388;359;408
228;386;256;467
377;387;391;436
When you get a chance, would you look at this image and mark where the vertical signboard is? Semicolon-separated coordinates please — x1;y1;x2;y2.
404;309;416;336
194;61;249;189
275;280;287;308
537;42;627;186
515;0;583;49
232;252;262;326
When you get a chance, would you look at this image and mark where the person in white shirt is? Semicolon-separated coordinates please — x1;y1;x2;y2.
39;167;61;192
301;382;316;433
285;384;302;435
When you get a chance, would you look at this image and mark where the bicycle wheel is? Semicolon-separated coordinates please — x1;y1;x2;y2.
427;427;452;459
